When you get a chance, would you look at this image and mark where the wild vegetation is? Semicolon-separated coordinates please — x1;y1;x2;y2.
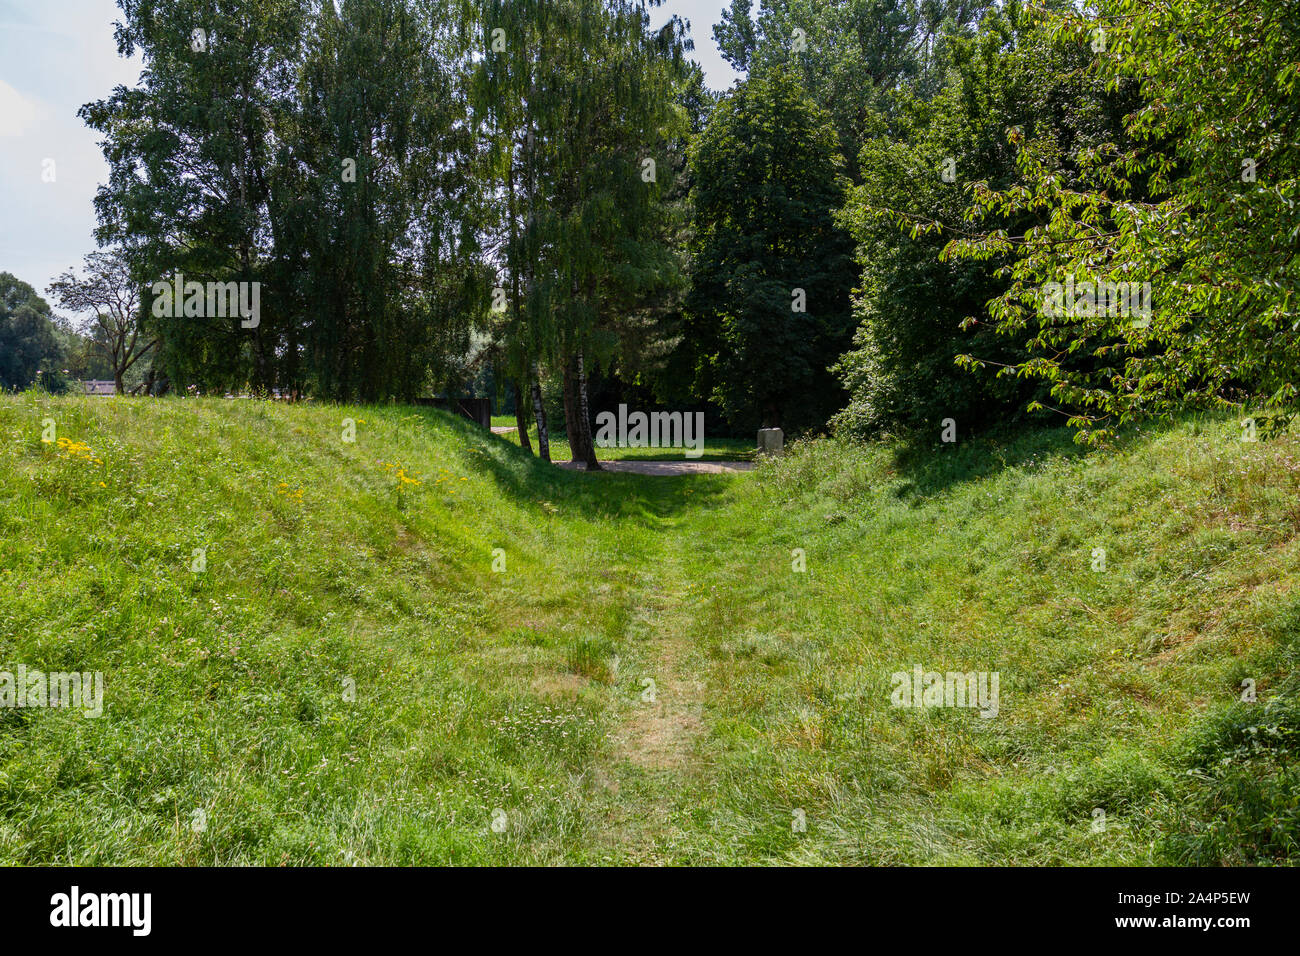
1;397;1295;864
1;0;1296;867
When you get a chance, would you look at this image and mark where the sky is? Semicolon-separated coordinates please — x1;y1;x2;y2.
0;0;742;315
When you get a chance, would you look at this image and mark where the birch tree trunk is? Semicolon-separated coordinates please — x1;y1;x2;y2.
562;366;575;455
576;349;600;470
530;361;550;462
513;379;533;454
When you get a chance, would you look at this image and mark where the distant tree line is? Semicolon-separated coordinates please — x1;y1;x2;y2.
22;0;1295;450
67;0;696;468
0;273;118;393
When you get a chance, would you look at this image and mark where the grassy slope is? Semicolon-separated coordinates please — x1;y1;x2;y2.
0;396;1296;864
671;424;1300;863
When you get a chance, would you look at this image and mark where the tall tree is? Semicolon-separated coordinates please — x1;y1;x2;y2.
471;0;559;459
544;0;691;468
288;0;482;401
832;5;1131;438
82;0;482;399
47;249;154;395
946;0;1300;443
714;0;990;173
684;67;855;432
82;0;310;393
0;274;66;392
472;0;688;465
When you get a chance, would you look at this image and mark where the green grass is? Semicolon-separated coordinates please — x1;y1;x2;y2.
1;396;1296;864
490;416;755;461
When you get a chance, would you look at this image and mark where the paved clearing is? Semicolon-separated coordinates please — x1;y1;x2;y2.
554;459;757;475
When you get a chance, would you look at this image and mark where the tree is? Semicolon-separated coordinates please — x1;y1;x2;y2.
81;0;310;393
632;63;718;410
48;249;154;396
946;0;1300;443
714;0;991;174
832;5;1131;438
471;0;560;460
59;325;117;383
81;0;485;400
472;0;689;465
288;0;483;401
543;0;691;468
684;67;855;432
0;274;66;392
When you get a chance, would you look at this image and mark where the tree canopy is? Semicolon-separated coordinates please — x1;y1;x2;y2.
30;0;1296;452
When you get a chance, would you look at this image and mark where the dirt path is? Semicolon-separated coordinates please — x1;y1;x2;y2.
598;531;711;863
614;587;704;773
555;459;756;475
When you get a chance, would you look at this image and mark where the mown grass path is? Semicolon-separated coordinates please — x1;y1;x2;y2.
599;524;711;863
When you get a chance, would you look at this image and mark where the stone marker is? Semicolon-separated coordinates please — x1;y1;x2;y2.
757;427;784;456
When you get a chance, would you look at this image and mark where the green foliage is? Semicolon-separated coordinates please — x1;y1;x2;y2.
685;68;855;432
82;0;484;400
470;0;692;462
82;0;312;392
832;8;1130;438
945;0;1300;443
81;0;692;409
59;329;117;384
714;0;991;170
1163;697;1300;865
0;274;66;392
289;0;483;400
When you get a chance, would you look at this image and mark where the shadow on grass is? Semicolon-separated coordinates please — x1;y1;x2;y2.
496;426;756;462
886;415;1209;502
887;423;1093;501
408;406;739;524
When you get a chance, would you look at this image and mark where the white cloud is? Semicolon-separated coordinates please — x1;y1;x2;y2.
0;77;39;136
655;0;743;91
0;0;141;303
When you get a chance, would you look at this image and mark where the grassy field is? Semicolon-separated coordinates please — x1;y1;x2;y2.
489;414;755;461
1;395;1296;864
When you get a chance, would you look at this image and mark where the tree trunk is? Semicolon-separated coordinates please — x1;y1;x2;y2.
513;379;533;455
561;354;581;465
530;361;550;463
576;349;600;470
507;157;530;458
